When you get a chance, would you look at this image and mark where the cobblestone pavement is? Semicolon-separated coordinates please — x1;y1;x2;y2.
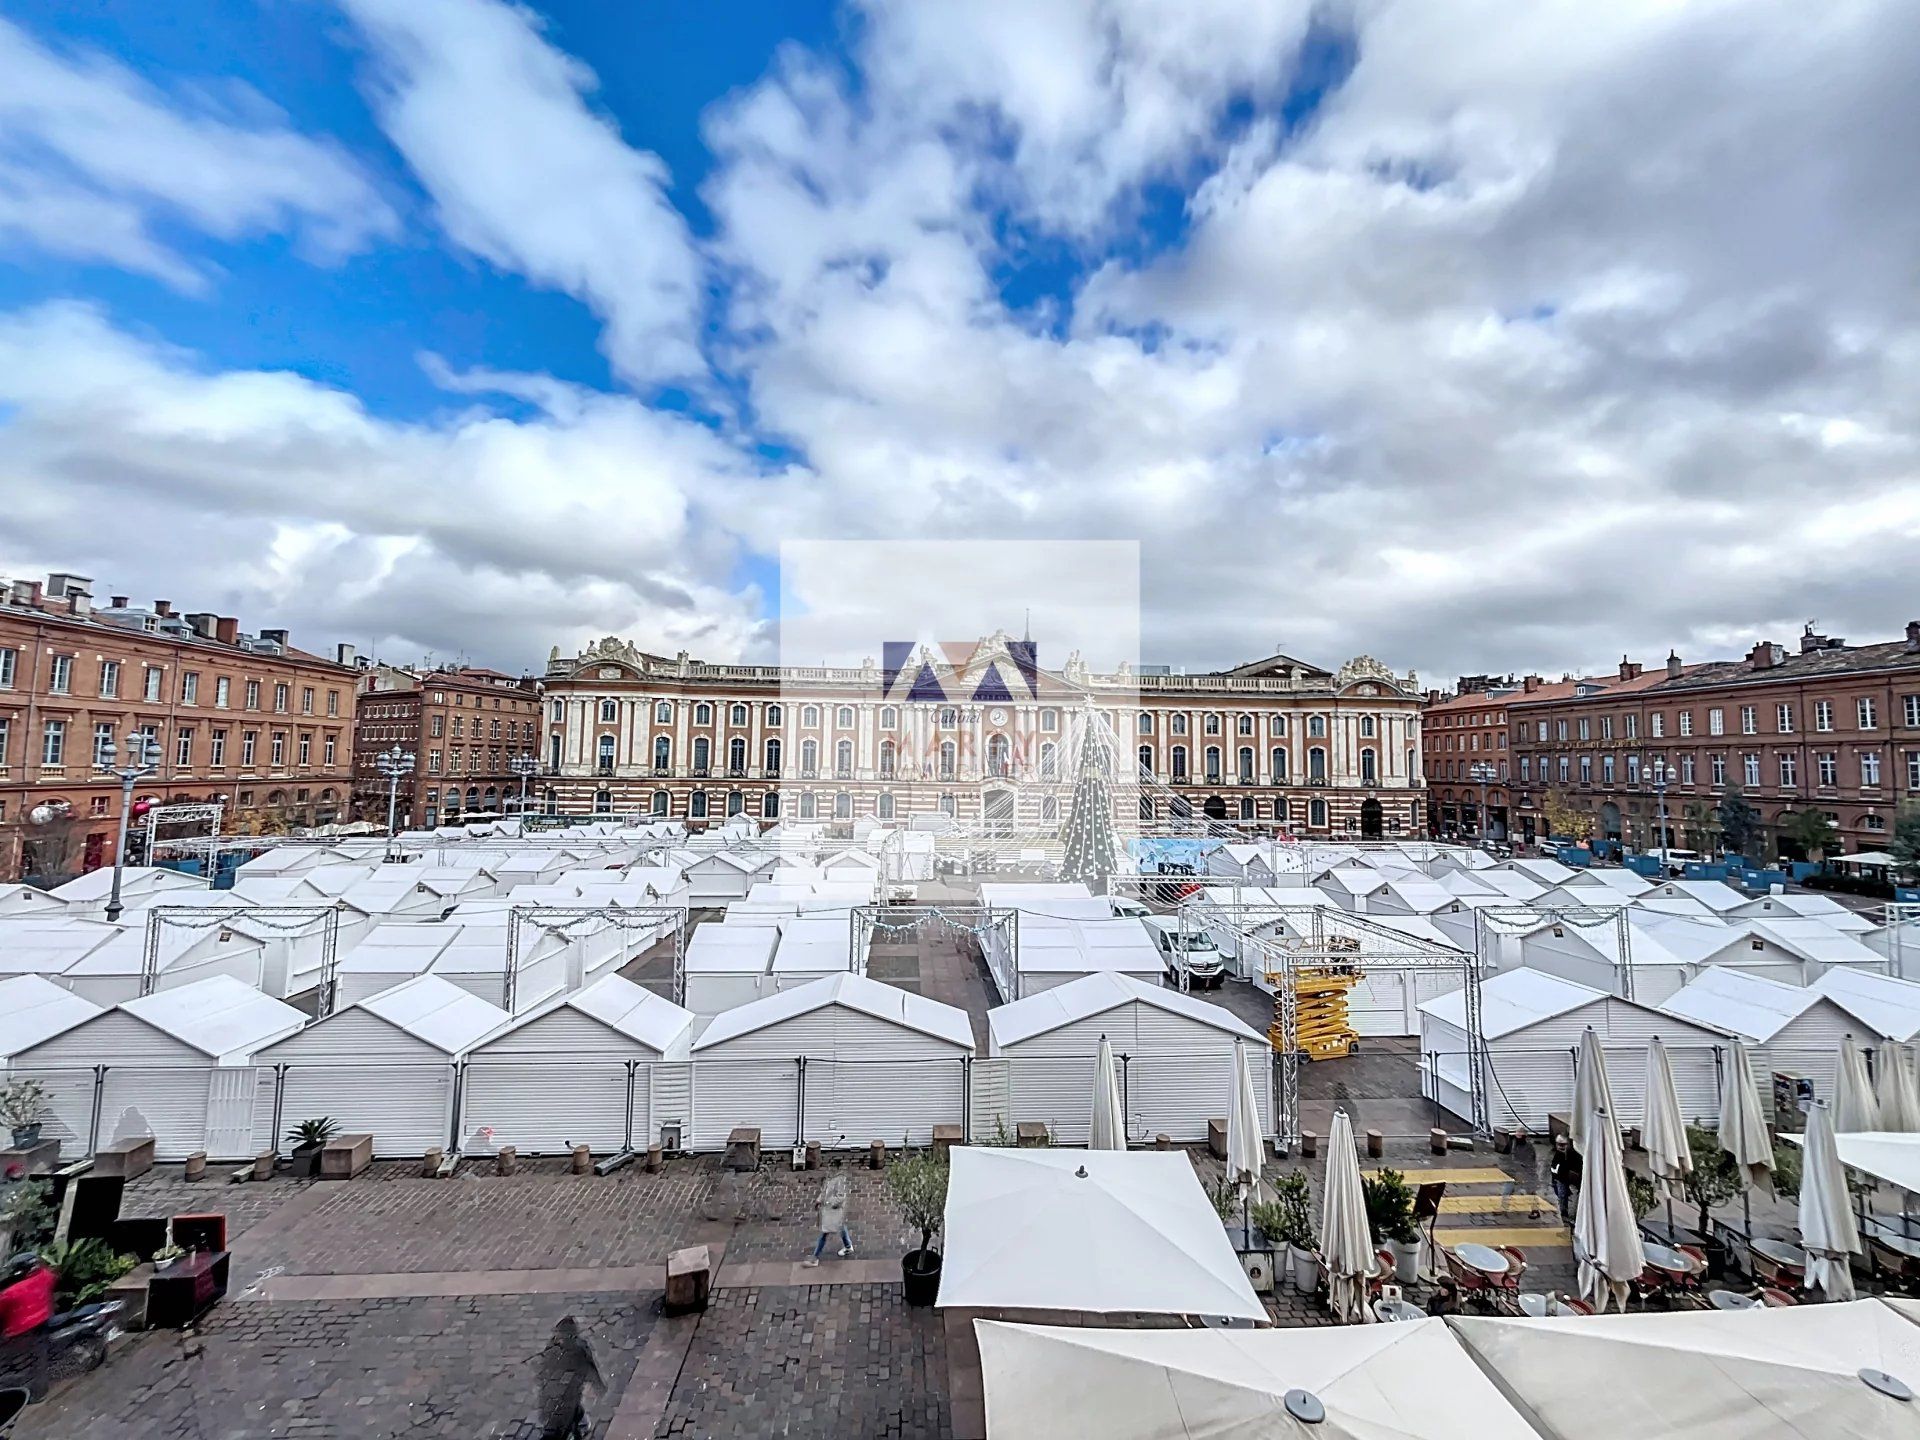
653;1285;949;1440
119;1168;319;1243
13;1293;657;1440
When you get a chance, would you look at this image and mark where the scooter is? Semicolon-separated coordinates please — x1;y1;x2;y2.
0;1302;123;1402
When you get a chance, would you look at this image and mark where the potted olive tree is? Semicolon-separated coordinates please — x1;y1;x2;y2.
2;1080;49;1149
1254;1170;1318;1294
285;1117;339;1177
1362;1167;1420;1283
887;1151;949;1307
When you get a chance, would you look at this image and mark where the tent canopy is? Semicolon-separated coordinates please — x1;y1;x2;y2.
940;1148;1265;1321
1785;1130;1920;1195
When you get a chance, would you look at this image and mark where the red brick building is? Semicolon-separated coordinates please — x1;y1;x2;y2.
0;572;359;881
1508;623;1920;857
1421;679;1516;840
352;664;543;829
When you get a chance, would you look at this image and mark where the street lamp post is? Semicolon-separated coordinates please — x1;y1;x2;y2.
509;753;538;817
96;731;161;923
375;744;417;859
1647;755;1672;870
1468;761;1497;842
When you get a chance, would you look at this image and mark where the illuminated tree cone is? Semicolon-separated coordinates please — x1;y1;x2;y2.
1061;713;1120;884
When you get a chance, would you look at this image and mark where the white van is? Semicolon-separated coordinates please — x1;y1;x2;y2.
1107;895;1153;919
1142;915;1227;990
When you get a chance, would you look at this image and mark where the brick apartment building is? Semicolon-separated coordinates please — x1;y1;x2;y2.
1506;622;1920;857
1422;677;1516;840
0;572;359;881
352;664;543;829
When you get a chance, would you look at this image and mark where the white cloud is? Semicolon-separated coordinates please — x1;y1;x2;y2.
0;17;396;288
337;0;705;386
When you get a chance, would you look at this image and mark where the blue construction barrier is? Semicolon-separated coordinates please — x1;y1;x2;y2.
1738;867;1790;891
1623;854;1663;878
1898;886;1919;905
1556;846;1594;868
1681;861;1733;881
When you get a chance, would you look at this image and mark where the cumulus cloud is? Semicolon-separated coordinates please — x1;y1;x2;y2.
0;17;396;288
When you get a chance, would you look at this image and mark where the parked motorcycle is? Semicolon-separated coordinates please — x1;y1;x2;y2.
0;1301;122;1402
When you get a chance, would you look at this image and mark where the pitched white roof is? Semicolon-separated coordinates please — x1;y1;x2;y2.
118;975;305;1062
1317;868;1389;897
0;883;68;914
476;973;693;1054
1377;878;1459;913
693;971;974;1051
1748;917;1885;968
0;917;119;973
1733;892;1876;932
1658;967;1868;1042
49;866;200;904
0;975;103;1058
1642;879;1748;913
1561;868;1653;896
1419;967;1608;1039
684;922;778;971
987;971;1264;1049
979;882;1096;906
1502;858;1577;885
355;974;510;1053
1809;969;1920;1042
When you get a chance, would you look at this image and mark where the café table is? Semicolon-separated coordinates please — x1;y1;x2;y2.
1708;1289;1761;1311
1452;1243;1510;1278
1373;1298;1426;1322
1641;1241;1700;1278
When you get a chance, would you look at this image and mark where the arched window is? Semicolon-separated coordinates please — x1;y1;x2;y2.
987;734;1011;777
597;735;615;772
1138;712;1153;734
1239;797;1255;820
835;738;853;776
1359;715;1377;738
1171;714;1188;736
763;790;780;818
1237;715;1254;736
654;700;672;723
692;736;710;774
728;737;746;773
800;738;818;776
939;793;956;817
543;787;556;814
651;790;668;816
1041;709;1059;732
836;706;854;728
727;790;744;815
1308;715;1327;738
799;791;816;819
1040;741;1057;780
1360;748;1378;784
940;707;958;728
1171;744;1188;778
1237;746;1254;781
593;788;610;812
834;791;851;818
1138;745;1155;776
1042;795;1058;821
694;702;713;725
1204;713;1221;735
1269;714;1287;737
1139;795;1155;821
690;790;708;818
1308;747;1328;782
599;698;618;723
879;740;896;777
652;736;671;771
879;706;898;728
939;741;957;779
765;737;782;775
1309;798;1328;827
765;704;782;726
1271;747;1288;781
1273;797;1289;824
1204;746;1222;781
877;792;895;820
801;705;820;727
727;704;746;725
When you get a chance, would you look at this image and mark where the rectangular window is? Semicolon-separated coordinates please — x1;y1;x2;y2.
1519;756;1532;782
1557;756;1570;783
1680;754;1694;784
93;723;115;767
326;689;339;717
245;679;261;710
143;666;162;701
1555;719;1568;741
1739;706;1757;735
42;719;66;765
430;715;444;737
215;676;230;708
99;660;119;697
301;686;314;715
1708;707;1724;736
1600;715;1613;740
323;735;336;766
1627;754;1641;784
1624;713;1638;740
1678;710;1692;737
1815;700;1834;732
241;731;257;767
298;734;311;766
1778;754;1796;787
1743;753;1761;787
1602;754;1615;783
1579;756;1592;783
0;719;8;767
176;729;193;767
1863;752;1882;786
270;732;286;766
1577;718;1590;741
0;648;14;689
1909;751;1920;790
429;749;442;773
273;682;289;713
1905;694;1920;728
1775;702;1793;734
1536;721;1547;742
1711;753;1727;786
1818;753;1837;787
182;671;199;704
48;656;72;694
1650;712;1665;738
211;729;227;767
1860;697;1878;730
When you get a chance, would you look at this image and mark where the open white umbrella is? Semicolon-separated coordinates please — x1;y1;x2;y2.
1835;1036;1881;1135
1571;1026;1618;1160
1224;1038;1267;1246
1089;1034;1126;1151
1798;1098;1861;1301
1642;1035;1692;1236
1717;1037;1774;1242
1319;1110;1375;1324
1573;1105;1643;1314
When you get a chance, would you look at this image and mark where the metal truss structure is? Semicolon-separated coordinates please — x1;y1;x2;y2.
142;802;225;884
1472;904;1633;999
142;903;343;1011
848;902;1019;982
503;904;688;1010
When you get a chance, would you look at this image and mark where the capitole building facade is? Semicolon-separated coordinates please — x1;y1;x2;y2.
539;631;1428;839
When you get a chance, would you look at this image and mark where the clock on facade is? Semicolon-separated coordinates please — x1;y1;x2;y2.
989;708;1009;726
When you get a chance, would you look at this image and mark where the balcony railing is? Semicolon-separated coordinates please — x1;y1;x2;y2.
800;768;818;779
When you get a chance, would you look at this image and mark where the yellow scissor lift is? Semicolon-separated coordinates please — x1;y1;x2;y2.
1267;965;1361;1061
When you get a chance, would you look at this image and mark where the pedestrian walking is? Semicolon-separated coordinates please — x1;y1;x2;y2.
1548;1134;1583;1224
534;1315;604;1440
803;1172;852;1267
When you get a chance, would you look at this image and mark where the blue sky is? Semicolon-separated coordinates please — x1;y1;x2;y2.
1;1;1914;679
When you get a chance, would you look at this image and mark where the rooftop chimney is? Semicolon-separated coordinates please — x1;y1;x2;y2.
46;573;91;599
1747;640;1785;670
11;580;42;609
1522;674;1542;694
1908;620;1920;653
185;612;218;639
215;617;239;645
1618;657;1642;681
1666;650;1682;679
153;600;174;618
335;642;357;668
110;596;128;609
259;628;289;647
67;590;91;619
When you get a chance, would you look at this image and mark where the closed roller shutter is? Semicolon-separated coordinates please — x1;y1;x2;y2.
1005;1052;1092;1143
1348;973;1409;1036
816;1057;965;1148
14;1068;100;1161
277;1063;454;1157
690;1056;797;1151
1126;1049;1234;1144
968;1058;1011;1142
461;1058;631;1154
204;1067;266;1160
98;1066;211;1161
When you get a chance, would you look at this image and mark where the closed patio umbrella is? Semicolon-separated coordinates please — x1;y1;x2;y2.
1319;1110;1375;1324
1089;1034;1126;1152
1571;1026;1618;1160
1798;1098;1861;1301
1876;1043;1920;1134
1574;1104;1643;1314
1224;1037;1267;1246
1643;1035;1692;1236
1717;1038;1774;1241
1835;1036;1881;1136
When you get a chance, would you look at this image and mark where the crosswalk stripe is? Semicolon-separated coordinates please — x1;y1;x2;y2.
1362;1167;1511;1186
1439;1194;1555;1216
1433;1226;1572;1249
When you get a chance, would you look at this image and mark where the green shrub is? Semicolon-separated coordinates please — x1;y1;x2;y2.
886;1152;950;1255
40;1238;136;1306
1361;1168;1418;1245
1252;1170;1315;1250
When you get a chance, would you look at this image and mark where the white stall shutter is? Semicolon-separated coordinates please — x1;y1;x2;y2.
690;1056;796;1151
461;1058;631;1154
98;1066;211;1161
278;1063;453;1157
205;1067;264;1159
819;1057;965;1149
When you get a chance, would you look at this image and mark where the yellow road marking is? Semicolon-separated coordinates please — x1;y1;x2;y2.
1363;1167;1511;1186
1439;1194;1556;1216
1433;1226;1572;1249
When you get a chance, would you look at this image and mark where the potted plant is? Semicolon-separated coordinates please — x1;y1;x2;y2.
1677;1125;1741;1278
886;1151;949;1307
1257;1171;1319;1294
40;1238;136;1308
285;1117;339;1177
2;1080;48;1149
1362;1167;1420;1283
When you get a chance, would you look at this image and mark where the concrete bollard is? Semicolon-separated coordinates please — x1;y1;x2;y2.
1493;1128;1515;1154
1430;1127;1450;1156
1365;1129;1384;1159
1154;1134;1171;1152
252;1149;276;1182
1300;1130;1318;1159
496;1145;518;1177
571;1144;592;1175
424;1146;445;1177
645;1144;663;1174
805;1140;821;1171
869;1140;886;1171
183;1151;208;1182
